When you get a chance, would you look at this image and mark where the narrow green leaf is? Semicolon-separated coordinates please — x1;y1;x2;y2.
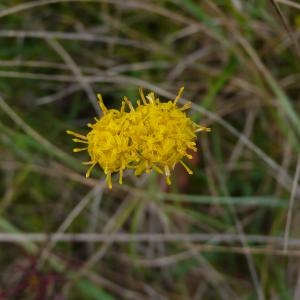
77;279;116;300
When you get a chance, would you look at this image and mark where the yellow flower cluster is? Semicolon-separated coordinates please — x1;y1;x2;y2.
67;88;210;189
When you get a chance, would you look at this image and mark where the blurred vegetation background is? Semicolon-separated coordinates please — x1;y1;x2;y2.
1;0;300;299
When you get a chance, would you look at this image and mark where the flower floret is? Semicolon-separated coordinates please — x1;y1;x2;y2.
67;88;210;188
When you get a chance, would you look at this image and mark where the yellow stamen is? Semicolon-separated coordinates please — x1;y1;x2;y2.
66;130;87;140
135;161;146;176
174;86;184;105
97;94;108;114
185;153;193;159
166;176;171;185
195;126;211;132
152;164;163;174
180;160;193;175
124;96;135;112
73;147;88;152
119;168;123;184
106;172;112;189
180;102;192;111
146;92;155;104
164;166;171;185
82;161;94;165
72;138;88;144
86;162;96;178
120;101;125;113
139;88;147;105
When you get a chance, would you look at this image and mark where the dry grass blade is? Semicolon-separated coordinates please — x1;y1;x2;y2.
38;184;104;266
123;246;300;268
1;233;300;245
0;95;75;166
0;30;154;50
275;0;300;10
46;38;100;114
284;156;300;252
270;0;300;56
36;84;82;105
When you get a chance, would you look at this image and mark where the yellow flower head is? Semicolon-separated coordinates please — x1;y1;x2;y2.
67;87;210;189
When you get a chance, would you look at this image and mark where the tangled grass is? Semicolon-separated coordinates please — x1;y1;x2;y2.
0;0;300;299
